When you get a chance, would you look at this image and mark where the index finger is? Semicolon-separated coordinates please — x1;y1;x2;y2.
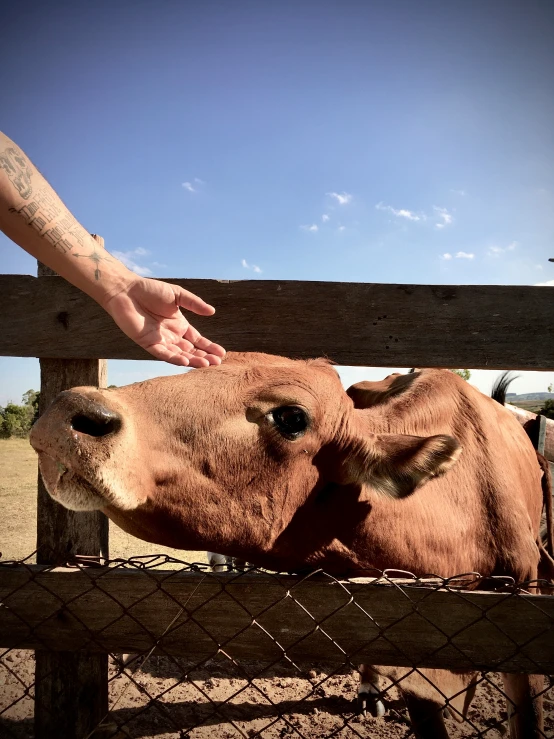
173;286;216;316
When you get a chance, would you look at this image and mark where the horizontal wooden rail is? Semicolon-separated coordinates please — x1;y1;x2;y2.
1;276;553;369
1;566;553;675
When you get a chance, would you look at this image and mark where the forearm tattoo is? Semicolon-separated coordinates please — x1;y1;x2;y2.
73;248;112;281
2;144;112;280
0;147;33;199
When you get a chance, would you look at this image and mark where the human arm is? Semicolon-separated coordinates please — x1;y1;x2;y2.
0;132;225;367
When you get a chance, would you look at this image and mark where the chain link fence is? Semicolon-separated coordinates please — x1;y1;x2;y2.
1;553;553;739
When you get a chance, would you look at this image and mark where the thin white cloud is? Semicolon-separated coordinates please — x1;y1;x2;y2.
337;225;346;232
322;214;330;222
375;202;423;221
440;251;474;261
241;259;262;273
301;224;319;232
182;178;205;192
487;241;517;257
450;189;466;196
112;249;153;276
327;191;352;206
434;206;453;229
535;279;554;286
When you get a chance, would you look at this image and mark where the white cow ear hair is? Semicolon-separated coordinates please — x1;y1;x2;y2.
340;429;462;499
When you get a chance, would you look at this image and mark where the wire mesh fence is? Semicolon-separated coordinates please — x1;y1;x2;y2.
1;553;553;739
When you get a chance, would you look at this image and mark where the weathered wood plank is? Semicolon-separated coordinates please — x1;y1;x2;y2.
1;567;553;675
36;358;109;564
35;241;109;739
507;404;554;463
34;652;108;739
0;276;553;369
538;414;548;456
36;248;109;565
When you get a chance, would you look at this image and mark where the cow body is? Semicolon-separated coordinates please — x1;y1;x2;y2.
30;353;550;737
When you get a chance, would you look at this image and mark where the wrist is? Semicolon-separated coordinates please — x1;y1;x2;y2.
94;267;138;310
79;246;138;309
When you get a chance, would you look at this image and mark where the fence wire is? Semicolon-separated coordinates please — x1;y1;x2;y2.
1;552;553;739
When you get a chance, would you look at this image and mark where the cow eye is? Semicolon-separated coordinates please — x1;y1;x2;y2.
270;406;309;439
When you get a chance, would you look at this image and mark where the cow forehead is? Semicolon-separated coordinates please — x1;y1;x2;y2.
116;354;347;415
205;358;345;405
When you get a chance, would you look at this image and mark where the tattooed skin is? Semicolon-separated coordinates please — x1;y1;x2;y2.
0;147;33;199
73;248;112;281
2;142;112;280
7;187;90;254
8;190;93;259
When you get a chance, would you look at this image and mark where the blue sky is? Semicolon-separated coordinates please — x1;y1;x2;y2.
1;0;553;404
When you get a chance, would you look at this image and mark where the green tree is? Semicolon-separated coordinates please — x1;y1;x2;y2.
22;389;40;423
0;403;33;438
450;369;471;381
540;399;554;420
0;389;40;438
548;383;553;394
22;389;38;407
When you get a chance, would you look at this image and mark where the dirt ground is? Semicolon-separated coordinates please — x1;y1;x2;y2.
1;439;553;738
1;650;553;738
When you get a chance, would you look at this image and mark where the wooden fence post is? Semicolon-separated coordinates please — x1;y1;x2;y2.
34;235;109;739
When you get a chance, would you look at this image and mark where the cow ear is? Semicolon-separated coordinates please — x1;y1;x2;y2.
340;427;462;499
347;371;419;409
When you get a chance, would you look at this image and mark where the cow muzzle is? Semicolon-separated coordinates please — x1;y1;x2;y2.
30;389;127;511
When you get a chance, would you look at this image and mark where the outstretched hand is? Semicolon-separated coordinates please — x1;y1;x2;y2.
103;277;226;367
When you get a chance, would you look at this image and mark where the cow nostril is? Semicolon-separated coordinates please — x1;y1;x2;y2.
71;409;121;438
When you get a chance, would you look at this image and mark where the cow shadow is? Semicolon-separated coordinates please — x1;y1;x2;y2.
0;694;409;739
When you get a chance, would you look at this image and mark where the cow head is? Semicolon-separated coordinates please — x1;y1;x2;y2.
30;353;460;570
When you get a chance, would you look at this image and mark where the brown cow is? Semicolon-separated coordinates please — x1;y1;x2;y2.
30;353;552;738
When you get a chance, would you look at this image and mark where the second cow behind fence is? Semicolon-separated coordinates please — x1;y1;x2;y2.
30;352;554;738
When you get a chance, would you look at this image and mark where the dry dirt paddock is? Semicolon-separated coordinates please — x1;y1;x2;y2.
1;438;553;739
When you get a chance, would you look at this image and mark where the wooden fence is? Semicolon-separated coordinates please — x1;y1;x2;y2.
0;246;553;738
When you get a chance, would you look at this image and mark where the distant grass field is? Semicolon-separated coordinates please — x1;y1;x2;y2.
509;400;546;413
0;437;208;565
